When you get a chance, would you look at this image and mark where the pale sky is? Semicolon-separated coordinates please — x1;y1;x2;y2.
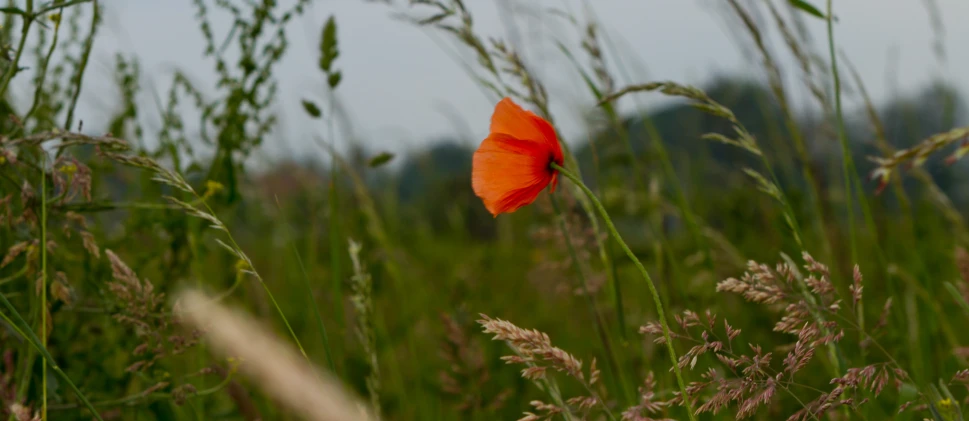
13;0;968;164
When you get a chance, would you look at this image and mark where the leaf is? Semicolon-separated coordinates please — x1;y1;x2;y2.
327;71;342;88
0;6;26;15
788;0;826;19
301;99;321;118
368;152;394;168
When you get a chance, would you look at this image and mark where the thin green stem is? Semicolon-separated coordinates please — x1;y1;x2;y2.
891;267;960;349
825;0;857;264
0;265;28;286
826;1;891;383
945;282;969;323
518;349;575;421
0;289;104;420
154;173;310;363
36;0;92;16
199;200;310;362
607;241;626;340
22;6;61;130
727;0;833;263
0;0;32;99
187;217;207;418
324;91;346;377
274;195;335;372
40;154;48;421
248;262;306;358
55;201;179;212
0;306;28;346
551;162;697;421
49;368;236;411
295;246;335;370
62;0;99;133
549;193;630;411
550;44;630;339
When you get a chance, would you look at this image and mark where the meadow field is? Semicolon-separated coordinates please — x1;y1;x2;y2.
1;0;969;420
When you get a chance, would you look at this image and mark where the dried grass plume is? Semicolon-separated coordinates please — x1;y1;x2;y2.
175;289;371;421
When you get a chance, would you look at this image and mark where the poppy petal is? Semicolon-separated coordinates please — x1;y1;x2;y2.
492;182;549;215
490;98;560;152
472;133;554;216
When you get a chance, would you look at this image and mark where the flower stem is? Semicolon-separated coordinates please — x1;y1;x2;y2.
551;162;697;421
549;193;630;413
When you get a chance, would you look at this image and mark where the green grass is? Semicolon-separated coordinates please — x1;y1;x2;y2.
0;0;968;420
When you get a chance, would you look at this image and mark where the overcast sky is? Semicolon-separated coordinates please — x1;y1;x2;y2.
18;0;967;163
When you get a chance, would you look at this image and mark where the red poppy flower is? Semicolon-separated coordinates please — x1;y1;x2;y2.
472;97;564;216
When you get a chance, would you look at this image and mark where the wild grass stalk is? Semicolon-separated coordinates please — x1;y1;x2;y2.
22;11;62;130
840;51;963;390
479;313;609;420
328;162;346;328
0;281;103;420
175;289;370;421
944;282;969;323
62;0;99;132
599;81;807;249
101;145;312;362
39;154;47;421
825;0;876;271
565;17;702;287
550;162;697;421
889;264;959;349
548;193;631;406
821;7;894;399
842;52;967;246
553;41;627;339
598;79;864;398
274;195;335;372
317;135;427;418
726;0;832;261
590;25;724;276
0;0;35;99
187;213;210;418
348;239;381;420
